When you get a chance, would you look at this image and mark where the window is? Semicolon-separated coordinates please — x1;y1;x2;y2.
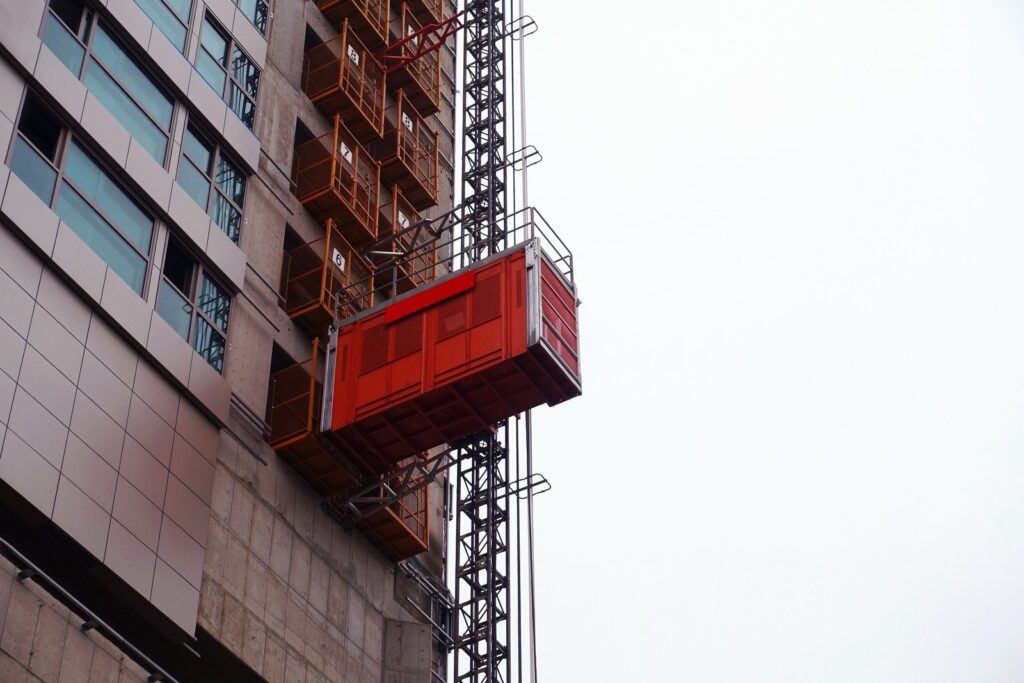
197;15;260;130
156;240;232;372
8;93;155;294
179;124;246;242
236;0;269;35
134;0;192;52
41;0;175;164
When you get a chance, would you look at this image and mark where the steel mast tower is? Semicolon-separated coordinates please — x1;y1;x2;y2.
454;1;512;682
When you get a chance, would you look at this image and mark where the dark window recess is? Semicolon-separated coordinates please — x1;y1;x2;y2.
303;25;321;53
18;93;63;161
280;225;304;296
266;343;299;421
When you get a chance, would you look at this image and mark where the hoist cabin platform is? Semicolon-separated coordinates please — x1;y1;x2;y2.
316;0;390;48
322;237;582;473
387;4;442;116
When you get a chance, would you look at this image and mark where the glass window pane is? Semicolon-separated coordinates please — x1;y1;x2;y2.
211;193;241;242
10;137;58;205
198;274;230;330
42;14;85;76
228;83;255;128
215;156;245;205
180;159;211;208
193;318;225;372
183;127;213;172
64;143;153;251
200;20;228;63
84;60;168;162
239;0;268;34
134;0;187;52
166;0;193;17
91;25;173;128
197;51;226;94
231;49;260;99
157;279;193;339
55;183;146;293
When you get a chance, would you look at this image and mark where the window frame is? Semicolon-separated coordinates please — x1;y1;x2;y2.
6;90;157;297
40;0;178;168
156;239;232;373
197;12;260;130
177;120;247;243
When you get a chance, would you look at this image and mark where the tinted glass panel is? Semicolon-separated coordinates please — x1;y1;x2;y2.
198;274;230;330
42;13;85;75
193;318;225;371
180;159;210;208
17;95;63;160
215;156;245;204
231;49;260;98
134;0;187;51
56;184;146;292
157;279;192;339
10;138;58;204
237;0;268;33
91;25;173;128
49;0;86;30
183;128;213;171
197;51;226;93
211;194;241;242
64;143;153;251
200;21;228;62
84;60;167;161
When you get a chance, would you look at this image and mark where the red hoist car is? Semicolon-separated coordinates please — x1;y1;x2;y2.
321;238;581;474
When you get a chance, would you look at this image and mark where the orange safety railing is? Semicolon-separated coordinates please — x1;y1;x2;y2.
267;344;428;560
389;3;442;115
376;187;437;294
377;90;439;210
404;0;442;25
281;220;375;336
316;0;390;48
268;345;322;451
292;115;381;246
304;20;386;142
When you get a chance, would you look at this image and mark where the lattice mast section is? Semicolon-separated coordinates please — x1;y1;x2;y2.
454;1;513;682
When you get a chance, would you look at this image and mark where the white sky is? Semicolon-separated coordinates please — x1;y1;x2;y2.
521;1;1024;681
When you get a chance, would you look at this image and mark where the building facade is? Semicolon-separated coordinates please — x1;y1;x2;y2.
0;0;456;680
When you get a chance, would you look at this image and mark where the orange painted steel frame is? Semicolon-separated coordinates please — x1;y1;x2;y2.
282;220;375;336
404;0;442;25
292;115;381;246
303;20;387;143
377;187;437;295
317;0;390;48
388;3;443;116
377;90;440;211
267;342;429;561
323;239;582;473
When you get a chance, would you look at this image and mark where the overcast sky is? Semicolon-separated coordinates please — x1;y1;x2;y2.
520;1;1024;681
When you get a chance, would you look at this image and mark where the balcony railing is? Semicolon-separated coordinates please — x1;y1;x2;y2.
292;115;381;246
374;187;437;295
377;90;439;210
281;220;376;336
316;0;390;48
304;20;386;142
267;346;429;561
404;0;442;25
388;3;442;115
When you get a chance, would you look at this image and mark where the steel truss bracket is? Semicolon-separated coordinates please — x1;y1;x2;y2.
504;15;537;40
377;12;465;74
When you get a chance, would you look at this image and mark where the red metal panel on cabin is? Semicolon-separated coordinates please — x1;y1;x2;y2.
539;259;579;378
328;243;578;472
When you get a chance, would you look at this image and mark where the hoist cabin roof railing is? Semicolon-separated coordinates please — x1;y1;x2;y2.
377;90;440;211
292;116;381;246
316;0;390;48
387;4;443;115
281;220;376;336
304;21;387;142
